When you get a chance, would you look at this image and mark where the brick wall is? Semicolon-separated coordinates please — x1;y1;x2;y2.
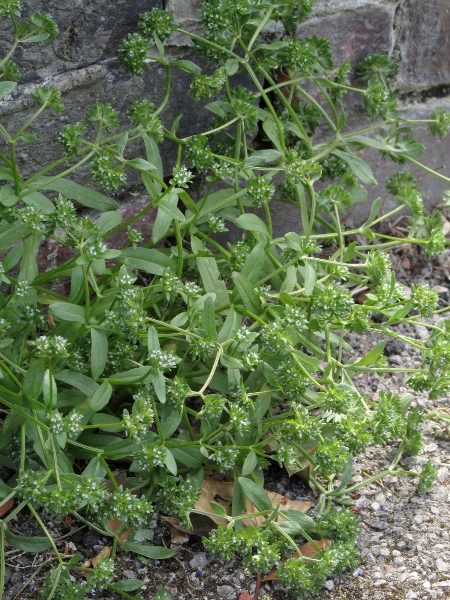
1;0;449;231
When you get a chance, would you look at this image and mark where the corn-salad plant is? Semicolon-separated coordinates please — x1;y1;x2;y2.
1;0;450;597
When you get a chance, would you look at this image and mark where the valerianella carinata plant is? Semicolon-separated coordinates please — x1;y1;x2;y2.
0;0;449;597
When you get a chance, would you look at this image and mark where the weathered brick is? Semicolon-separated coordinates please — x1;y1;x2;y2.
396;0;450;92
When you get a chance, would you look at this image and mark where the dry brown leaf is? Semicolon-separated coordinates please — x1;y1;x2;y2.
262;539;331;581
0;498;13;518
164;478;312;535
169;526;190;545
242;491;311;528
238;594;253;600
91;545;111;568
106;516;131;543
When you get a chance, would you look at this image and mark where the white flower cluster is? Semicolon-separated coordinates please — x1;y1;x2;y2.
33;335;69;358
136;444;166;470
15;280;30;297
149;349;177;371
170;165;193;187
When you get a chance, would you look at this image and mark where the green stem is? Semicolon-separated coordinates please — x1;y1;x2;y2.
174;219;184;277
405;156;450;184
154;64;171;117
28;504;64;564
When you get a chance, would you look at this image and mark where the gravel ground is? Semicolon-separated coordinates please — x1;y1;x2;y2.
2;248;450;600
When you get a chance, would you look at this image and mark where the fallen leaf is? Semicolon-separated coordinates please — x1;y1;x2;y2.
169;526;190;545
107;516;131;543
165;477;312;534
262;540;331;581
91;546;111;568
238;594;253;600
0;498;14;518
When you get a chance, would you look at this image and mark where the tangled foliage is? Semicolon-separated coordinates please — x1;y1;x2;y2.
0;1;449;598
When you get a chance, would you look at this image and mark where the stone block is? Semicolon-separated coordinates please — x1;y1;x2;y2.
0;47;208;186
396;0;450;92
0;0;162;82
297;4;395;75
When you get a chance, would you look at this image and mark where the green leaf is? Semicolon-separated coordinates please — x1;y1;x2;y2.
303;263;316;297
119;541;174;560
242;451;258;476
245;149;282;166
43;368;57;408
197;187;246;218
157;195;185;222
21;191;55;214
363;197;382;228
238;477;272;511
118;248;176;275
3;244;23;272
90;381;113;412
0;184;18;207
209;501;228;517
284;231;302;252
220;354;243;369
343;242;357;262
224;58;239;75
54;370;99;396
346;135;389;151
235;213;268;235
116;132;128;157
217;307;241;344
108;367;150;384
0;167;14;182
161;411;182;438
0;480;13;499
385;302;412;325
354;340;386;367
330;454;353;495
170;445;203;469
35;177;118;211
82;458;107;480
172;59;202;74
143;134;163;186
96;211;122;234
262;117;284;153
0;222;29;252
280;266;297;293
114;580;146;592
196;257;229;308
278;510;316;532
18;134;38;144
332;149;377;186
49;302;86;324
293;350;323;372
151;191;179;243
232;272;262;314
152;371;166;403
126;158;157;172
24;33;50;43
5;530;52;552
91;328;108;380
23;359;45;400
202;296;217;339
241;242;266;284
0;81;17;98
164;449;177;476
90;413;123;432
147;326;160;351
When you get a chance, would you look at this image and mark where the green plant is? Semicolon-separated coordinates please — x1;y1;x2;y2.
1;0;450;597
